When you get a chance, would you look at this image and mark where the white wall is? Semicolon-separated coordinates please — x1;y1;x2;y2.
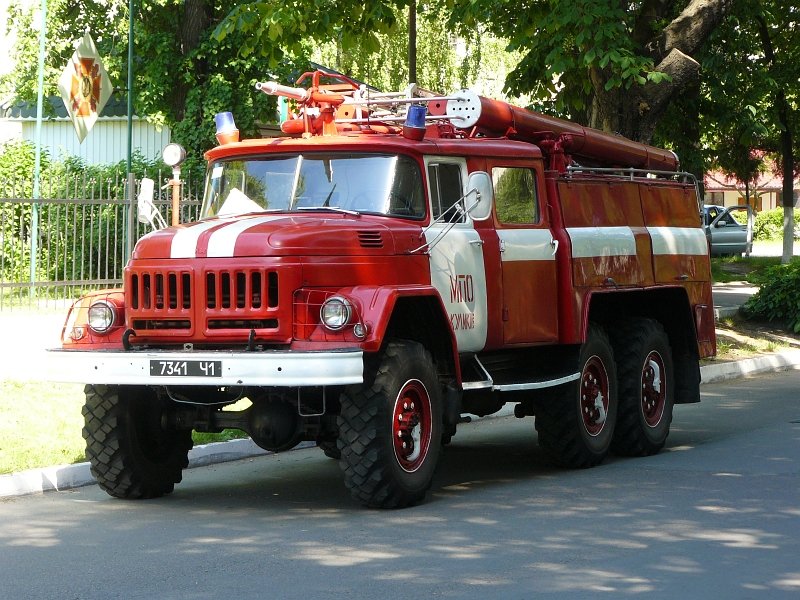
11;117;171;165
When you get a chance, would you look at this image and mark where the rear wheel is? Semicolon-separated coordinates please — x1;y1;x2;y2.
82;385;193;499
611;318;674;456
337;340;442;508
535;325;617;468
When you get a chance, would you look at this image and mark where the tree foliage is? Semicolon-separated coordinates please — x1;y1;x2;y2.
698;0;799;260
1;0;306;169
446;0;731;143
308;4;514;96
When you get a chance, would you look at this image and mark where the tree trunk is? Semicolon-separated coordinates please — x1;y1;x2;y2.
609;0;732;142
778;97;795;264
172;0;210;120
408;1;417;84
756;11;795;263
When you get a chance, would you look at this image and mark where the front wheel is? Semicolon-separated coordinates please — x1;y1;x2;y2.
610;318;675;456
82;385;193;499
535;325;617;468
337;340;442;508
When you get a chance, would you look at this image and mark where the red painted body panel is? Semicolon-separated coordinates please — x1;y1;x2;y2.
558;179;645;228
640;184;702;227
500;259;559;344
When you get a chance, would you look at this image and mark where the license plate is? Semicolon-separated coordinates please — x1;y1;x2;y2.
149;359;222;378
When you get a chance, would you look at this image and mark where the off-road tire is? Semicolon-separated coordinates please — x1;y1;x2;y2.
82;384;193;499
337;340;442;508
317;439;341;460
610;318;674;456
535;325;617;468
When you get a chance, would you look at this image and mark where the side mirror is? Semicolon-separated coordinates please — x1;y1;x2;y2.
137;178;166;229
466;171;493;221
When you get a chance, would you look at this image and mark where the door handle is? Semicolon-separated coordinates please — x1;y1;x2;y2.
469;239;484;247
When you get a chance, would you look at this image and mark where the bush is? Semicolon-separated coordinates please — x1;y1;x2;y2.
743;260;800;332
753;207;800;241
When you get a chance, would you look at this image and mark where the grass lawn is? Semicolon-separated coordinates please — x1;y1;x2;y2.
0;380;86;474
0;380;248;475
710;255;785;284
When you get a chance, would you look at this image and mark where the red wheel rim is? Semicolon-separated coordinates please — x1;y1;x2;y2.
580;356;609;436
392;379;432;473
641;351;666;427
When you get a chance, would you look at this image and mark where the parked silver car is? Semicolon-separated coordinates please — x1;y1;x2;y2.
703;204;753;256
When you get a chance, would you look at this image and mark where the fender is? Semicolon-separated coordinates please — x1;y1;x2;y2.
60;288;127;350
334;284;462;382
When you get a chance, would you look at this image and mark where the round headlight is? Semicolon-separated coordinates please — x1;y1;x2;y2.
320;296;352;331
87;300;117;334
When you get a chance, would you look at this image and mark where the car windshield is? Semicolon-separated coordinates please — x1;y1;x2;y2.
200;153;425;220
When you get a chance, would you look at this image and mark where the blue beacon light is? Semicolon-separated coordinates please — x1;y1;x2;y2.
402;104;427;141
214;111;240;144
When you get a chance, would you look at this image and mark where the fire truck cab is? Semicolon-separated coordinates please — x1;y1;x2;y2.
50;71;715;508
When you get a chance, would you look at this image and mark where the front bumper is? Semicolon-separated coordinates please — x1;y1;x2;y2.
46;348;364;387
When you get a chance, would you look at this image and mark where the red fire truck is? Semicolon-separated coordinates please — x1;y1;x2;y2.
51;71;715;508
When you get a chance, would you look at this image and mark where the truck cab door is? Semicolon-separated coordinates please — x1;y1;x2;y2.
424;157;489;353
491;165;559;344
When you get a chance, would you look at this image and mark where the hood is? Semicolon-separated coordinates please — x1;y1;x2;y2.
132;213;423;260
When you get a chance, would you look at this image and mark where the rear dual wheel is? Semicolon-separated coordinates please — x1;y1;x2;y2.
536;326;618;468
611;318;674;456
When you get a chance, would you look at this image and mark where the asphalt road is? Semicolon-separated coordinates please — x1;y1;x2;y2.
2;371;799;600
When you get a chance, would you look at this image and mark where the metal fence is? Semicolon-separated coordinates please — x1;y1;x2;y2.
0;171;201;310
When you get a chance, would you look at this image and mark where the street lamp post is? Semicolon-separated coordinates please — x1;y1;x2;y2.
125;0;135;262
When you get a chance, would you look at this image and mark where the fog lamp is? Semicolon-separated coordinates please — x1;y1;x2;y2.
87;300;117;334
320;296;352;331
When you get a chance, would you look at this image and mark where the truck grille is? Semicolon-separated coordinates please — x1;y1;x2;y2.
127;267;283;337
130;271;192;310
205;270;279;310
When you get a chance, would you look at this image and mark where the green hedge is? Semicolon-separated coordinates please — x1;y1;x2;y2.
753;207;800;241
743;260;800;332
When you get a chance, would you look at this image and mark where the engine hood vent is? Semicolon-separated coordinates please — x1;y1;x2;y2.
357;230;384;248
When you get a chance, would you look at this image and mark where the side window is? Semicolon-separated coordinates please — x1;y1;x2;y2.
428;163;464;222
492;167;539;225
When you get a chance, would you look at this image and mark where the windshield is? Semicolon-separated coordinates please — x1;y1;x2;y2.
201;153;425;219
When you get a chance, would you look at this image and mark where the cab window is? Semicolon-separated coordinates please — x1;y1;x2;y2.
428;163;464;222
492;167;539;225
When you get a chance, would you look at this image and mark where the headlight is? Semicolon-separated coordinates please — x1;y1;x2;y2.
87;300;117;334
320;296;352;331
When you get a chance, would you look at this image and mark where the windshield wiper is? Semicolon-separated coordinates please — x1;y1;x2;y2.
295;206;361;216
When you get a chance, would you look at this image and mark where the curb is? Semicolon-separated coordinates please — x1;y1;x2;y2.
714;306;740;320
4;351;800;498
700;348;800;384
